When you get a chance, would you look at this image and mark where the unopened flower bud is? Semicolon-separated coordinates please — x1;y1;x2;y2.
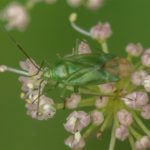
0;2;30;31
141;49;150;67
95;96;109;109
65;93;81;109
86;0;104;10
67;0;82;7
78;41;91;54
143;75;150;92
64;111;91;133
115;125;129;141
135;136;150;150
91;110;104;126
141;104;150;119
131;70;147;86
98;83;116;94
90;22;112;41
65;132;85;150
122;92;148;109
126;43;143;57
117;109;133;126
0;65;7;72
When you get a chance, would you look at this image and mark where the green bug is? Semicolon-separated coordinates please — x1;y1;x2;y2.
44;53;119;87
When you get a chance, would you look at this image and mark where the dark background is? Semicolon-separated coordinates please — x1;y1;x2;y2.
0;0;150;149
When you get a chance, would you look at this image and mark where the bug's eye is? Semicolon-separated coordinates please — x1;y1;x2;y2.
55;65;68;78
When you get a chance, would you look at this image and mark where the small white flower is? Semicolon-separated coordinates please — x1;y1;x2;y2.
143;75;150;92
64;111;91;133
90;22;112;41
67;0;82;7
126;43;143;57
91;110;104;126
98;83;116;94
65;93;81;109
78;41;91;54
95;96;109;109
135;136;150;150
141;104;150;119
131;70;148;86
86;0;104;10
65;132;85;150
115;125;129;141
117;109;133;126
122;92;148;109
141;49;150;67
0;2;30;31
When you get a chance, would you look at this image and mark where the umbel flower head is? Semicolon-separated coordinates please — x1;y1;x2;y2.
2;14;150;150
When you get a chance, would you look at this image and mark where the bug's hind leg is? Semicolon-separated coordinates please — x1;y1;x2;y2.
36;80;45;117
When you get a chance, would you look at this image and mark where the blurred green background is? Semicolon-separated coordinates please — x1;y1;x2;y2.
0;0;150;150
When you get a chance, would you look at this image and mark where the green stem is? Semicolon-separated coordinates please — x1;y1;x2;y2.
133;113;150;137
83;125;96;139
100;113;112;132
129;134;135;150
129;127;141;140
108;119;116;150
100;41;109;53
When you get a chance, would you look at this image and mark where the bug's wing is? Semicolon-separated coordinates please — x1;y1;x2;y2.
63;66;119;86
63;53;116;67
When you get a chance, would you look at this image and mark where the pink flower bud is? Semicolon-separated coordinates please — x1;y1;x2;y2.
126;43;143;57
115;125;129;141
90;22;112;41
0;2;30;31
67;0;82;7
141;49;150;67
141;104;150;119
98;83;116;94
95;96;109;109
64;111;91;133
78;41;91;54
86;0;104;10
131;70;148;86
65;132;85;150
91;110;104;126
135;136;150;150
117;109;133;126
65;94;81;109
143;75;150;92
122;92;148;109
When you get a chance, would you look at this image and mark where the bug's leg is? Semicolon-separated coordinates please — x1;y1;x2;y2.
60;88;68;109
74;85;79;94
36;80;44;117
29;60;45;77
73;39;80;55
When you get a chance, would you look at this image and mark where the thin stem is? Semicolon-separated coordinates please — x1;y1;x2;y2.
133;113;150;137
108;119;116;150
129;134;135;150
129;127;141;140
71;23;91;37
1;66;29;76
100;41;109;53
83;125;96;139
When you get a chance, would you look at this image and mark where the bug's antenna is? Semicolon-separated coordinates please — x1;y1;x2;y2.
0;24;40;70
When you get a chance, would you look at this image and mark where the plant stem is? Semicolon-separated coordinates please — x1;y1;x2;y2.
133;113;150;137
129;134;135;150
100;41;109;53
108;119;116;150
83;125;96;139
